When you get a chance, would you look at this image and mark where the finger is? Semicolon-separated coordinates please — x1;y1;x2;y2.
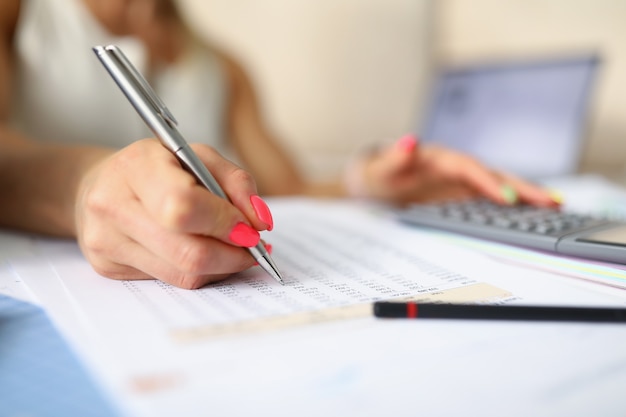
401;181;480;205
369;134;419;181
364;135;424;200
82;209;256;289
100;195;257;283
425;147;512;204
79;215;154;281
191;144;274;231
89;235;249;289
498;173;559;207
118;140;259;246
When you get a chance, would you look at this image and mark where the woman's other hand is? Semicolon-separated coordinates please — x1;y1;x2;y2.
352;134;558;207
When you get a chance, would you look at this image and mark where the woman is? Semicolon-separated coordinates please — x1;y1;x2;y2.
0;0;557;288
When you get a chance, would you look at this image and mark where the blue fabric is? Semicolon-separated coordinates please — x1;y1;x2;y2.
0;294;122;417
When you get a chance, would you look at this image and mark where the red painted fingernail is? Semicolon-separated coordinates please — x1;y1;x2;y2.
229;222;260;247
396;134;417;153
250;195;274;231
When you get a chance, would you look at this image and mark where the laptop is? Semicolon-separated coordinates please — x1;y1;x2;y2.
397;55;626;266
418;55;599;180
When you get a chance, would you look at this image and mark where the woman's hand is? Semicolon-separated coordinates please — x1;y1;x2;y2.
75;139;274;289
355;134;558;207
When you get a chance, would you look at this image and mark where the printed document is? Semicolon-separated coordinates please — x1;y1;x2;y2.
8;198;626;417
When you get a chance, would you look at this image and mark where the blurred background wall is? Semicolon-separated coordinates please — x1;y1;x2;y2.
177;0;434;181
178;0;626;181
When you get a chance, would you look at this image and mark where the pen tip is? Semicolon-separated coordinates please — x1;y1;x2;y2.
250;244;284;285
263;253;284;285
261;255;285;284
268;264;285;285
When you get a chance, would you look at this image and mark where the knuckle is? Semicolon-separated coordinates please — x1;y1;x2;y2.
172;242;207;276
79;222;110;256
230;167;254;186
107;140;155;175
462;153;483;169
82;187;112;217
172;274;207;290
80;229;103;255
110;146;138;172
168;246;253;289
158;188;197;230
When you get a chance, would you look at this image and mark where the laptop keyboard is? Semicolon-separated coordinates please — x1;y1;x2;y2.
397;199;613;250
419;200;605;237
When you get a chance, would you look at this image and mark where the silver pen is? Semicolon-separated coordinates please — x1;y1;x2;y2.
93;45;284;285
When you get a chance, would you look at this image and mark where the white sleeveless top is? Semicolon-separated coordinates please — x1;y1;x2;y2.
11;0;229;153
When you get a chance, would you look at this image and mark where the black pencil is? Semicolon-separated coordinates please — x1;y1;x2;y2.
372;302;626;323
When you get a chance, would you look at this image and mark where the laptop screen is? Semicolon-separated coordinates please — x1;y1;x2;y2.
419;56;599;180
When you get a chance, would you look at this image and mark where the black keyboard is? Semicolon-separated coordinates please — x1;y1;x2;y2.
397;199;626;265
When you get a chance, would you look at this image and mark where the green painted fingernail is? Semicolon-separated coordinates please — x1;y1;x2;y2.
501;184;518;204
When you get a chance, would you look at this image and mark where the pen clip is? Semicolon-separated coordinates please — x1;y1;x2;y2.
100;45;178;128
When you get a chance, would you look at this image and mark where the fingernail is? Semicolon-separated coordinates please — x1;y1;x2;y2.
396;134;417;153
229;222;260;247
250;195;274;231
501;184;518;204
549;190;564;205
